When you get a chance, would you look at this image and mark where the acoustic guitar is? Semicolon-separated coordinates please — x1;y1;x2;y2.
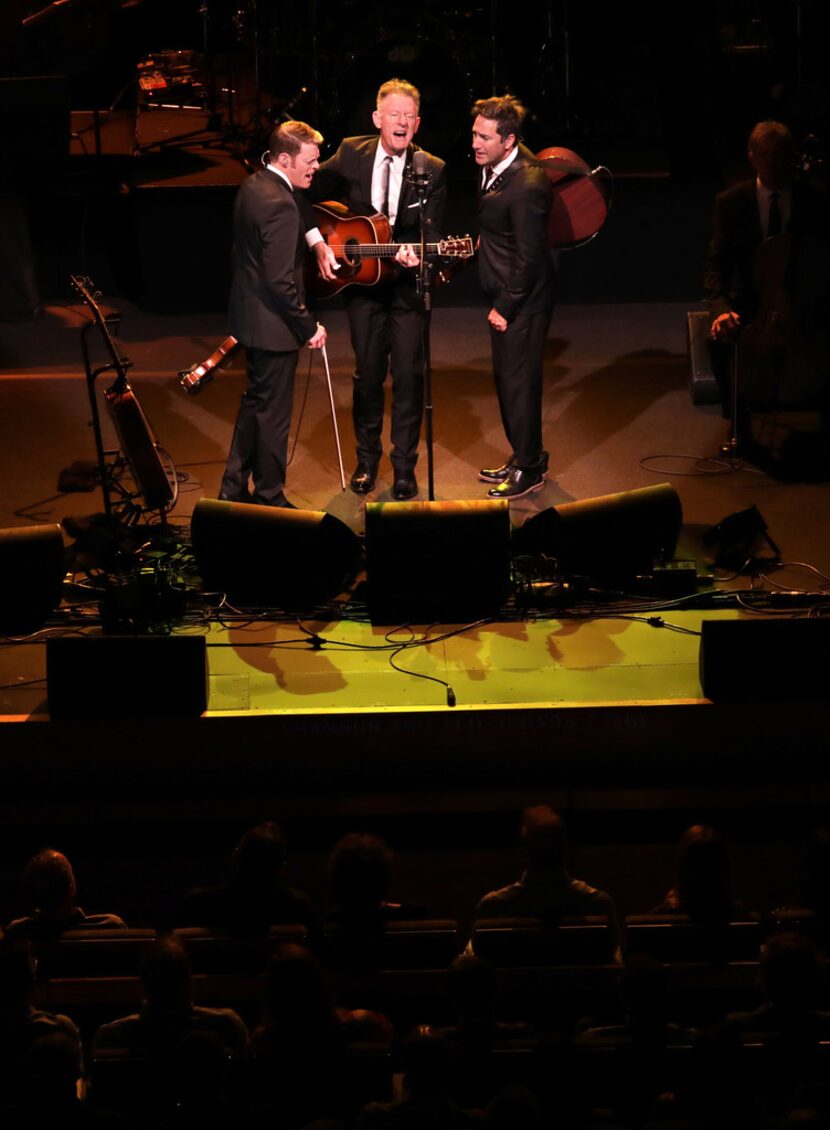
179;206;473;393
308;201;473;299
71;275;175;513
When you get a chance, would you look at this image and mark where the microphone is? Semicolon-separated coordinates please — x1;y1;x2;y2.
408;150;432;185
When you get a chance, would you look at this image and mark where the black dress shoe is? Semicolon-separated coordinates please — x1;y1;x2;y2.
479;455;517;483
218;488;253;504
479;452;549;483
350;463;378;494
487;467;545;500
392;471;418;500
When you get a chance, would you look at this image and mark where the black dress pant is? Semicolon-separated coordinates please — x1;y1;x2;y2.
220;346;298;505
490;305;553;472
345;281;423;472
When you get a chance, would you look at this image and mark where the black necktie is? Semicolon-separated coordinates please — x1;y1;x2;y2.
483;164;495;191
767;192;782;238
380;155;392;218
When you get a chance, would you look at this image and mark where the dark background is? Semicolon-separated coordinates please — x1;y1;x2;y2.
1;0;829;310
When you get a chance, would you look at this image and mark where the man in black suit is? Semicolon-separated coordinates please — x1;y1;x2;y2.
705;120;829;451
219;120;327;507
307;79;447;500
472;95;555;500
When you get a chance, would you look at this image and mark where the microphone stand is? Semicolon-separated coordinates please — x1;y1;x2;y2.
410;159;435;500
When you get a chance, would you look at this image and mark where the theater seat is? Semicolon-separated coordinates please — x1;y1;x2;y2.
624;915;762;962
322;919;461;971
472;917;614;966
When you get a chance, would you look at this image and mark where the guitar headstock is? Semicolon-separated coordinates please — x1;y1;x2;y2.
437;235;474;259
70;275;104;322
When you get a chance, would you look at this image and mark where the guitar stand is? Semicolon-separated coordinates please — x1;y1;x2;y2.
79;319;170;533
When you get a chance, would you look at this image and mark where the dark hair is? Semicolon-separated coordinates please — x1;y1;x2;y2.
761;932;821;1009
235;821;287;878
141;935;191;1005
23;849;75;913
673;824;732;924
447;953;496;1015
328;833;393;911
471;95;526;143
801;826;830;914
269;120;323;160
520;805;566;870
261;943;336;1031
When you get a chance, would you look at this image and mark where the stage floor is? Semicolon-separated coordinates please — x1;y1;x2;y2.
2;299;829;729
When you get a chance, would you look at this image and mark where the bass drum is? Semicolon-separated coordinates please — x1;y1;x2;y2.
327;10;472;158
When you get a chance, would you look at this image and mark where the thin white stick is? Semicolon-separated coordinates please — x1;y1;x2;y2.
321;344;346;491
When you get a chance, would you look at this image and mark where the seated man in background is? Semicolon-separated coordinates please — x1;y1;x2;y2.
5;848;125;942
474;805;620;960
705;119;830;458
180;820;317;936
0;941;82;1104
93;935;247;1058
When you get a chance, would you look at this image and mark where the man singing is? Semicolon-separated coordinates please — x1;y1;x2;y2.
219;120;327;508
308;79;447;500
472;95;555;500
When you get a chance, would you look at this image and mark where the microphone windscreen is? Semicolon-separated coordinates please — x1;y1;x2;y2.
412;150;428;176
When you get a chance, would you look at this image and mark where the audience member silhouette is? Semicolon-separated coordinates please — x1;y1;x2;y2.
249;943;390;1122
483;1085;542;1130
436;954;535;1108
714;932;830;1047
5;849;125;942
576;954;697;1047
180;821;317;936
153;1030;249;1130
0;1031;123;1128
356;1026;482;1128
474;806;620;959
650;824;737;924
0;939;82;1103
796;826;830;952
92;936;247;1058
440;953;534;1051
325;833;427;929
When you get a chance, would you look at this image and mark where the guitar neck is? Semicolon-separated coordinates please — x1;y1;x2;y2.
330;243;446;259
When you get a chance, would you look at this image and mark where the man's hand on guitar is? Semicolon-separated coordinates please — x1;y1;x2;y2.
395;244;420;268
711;310;741;344
315;241;340;281
308;323;327;350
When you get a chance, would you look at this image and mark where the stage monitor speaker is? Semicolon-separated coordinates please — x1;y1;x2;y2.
191;499;361;609
0;524;64;634
47;634;207;720
365;499;511;625
699;618;830;702
512;482;682;580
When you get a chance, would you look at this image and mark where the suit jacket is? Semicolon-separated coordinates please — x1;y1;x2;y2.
308;135;447;247
477;143;555;321
228;168;318;350
705;176;830;322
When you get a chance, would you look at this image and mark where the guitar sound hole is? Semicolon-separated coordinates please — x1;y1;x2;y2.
343;239;361;273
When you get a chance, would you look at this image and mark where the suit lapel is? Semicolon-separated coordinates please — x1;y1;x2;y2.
359;137;378;213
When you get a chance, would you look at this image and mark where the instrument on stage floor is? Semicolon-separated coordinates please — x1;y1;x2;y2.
535;147;613;250
179;334;240;394
71;275;175;513
308;201;473;299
